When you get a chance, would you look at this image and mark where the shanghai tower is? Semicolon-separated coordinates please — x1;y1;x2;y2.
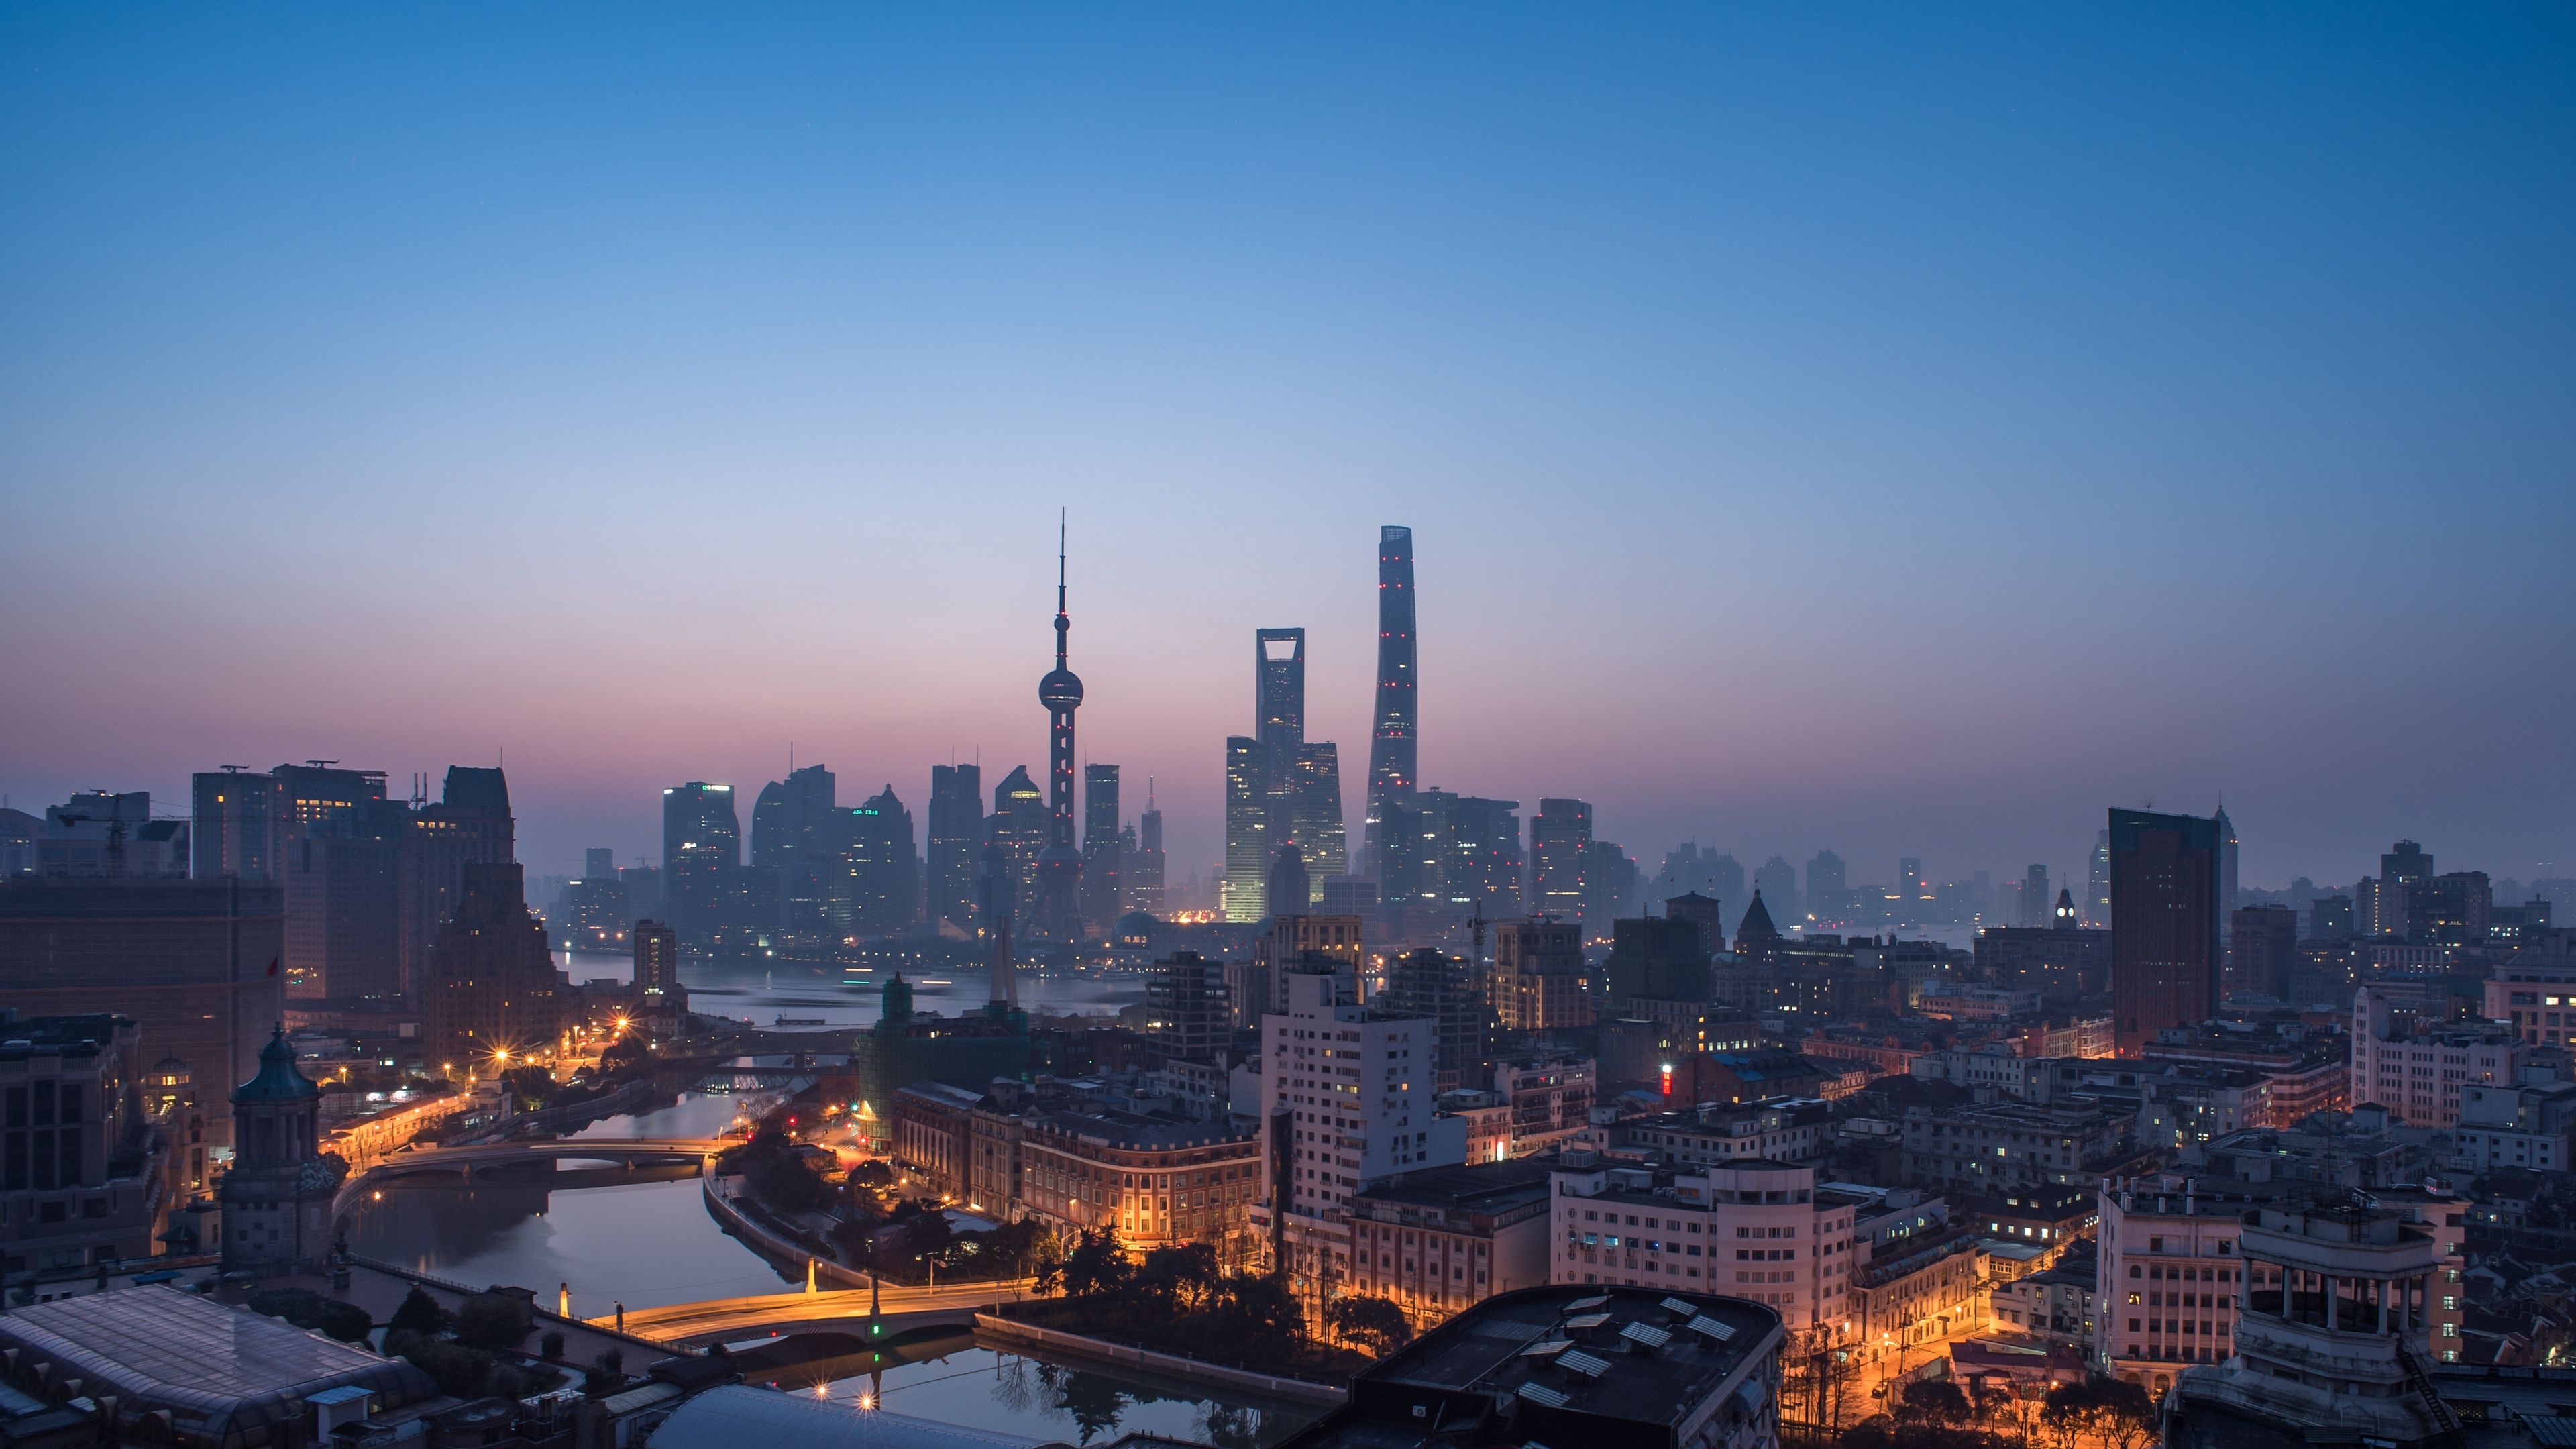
1364;524;1417;875
1032;515;1085;941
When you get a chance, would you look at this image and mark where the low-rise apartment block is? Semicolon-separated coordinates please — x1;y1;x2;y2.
2096;1175;2294;1389
2351;986;2526;1128
1551;1153;1859;1342
1900;1102;2128;1192
1344;1158;1556;1325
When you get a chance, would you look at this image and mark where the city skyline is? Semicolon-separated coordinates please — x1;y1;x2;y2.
6;7;2573;892
3;512;2565;905
8;11;2576;1430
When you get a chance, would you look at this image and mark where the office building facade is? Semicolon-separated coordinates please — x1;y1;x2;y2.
1222;736;1269;922
422;863;564;1075
985;766;1048;926
661;782;739;947
0;877;278;1150
1131;783;1167;916
1081;765;1121;931
1491;917;1593;1031
837;785;918;937
925;763;984;932
2110;808;2224;1055
1528;799;1592;922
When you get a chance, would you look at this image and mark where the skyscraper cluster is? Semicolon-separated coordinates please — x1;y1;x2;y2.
641;520;1170;961
193;763;517;1001
1222;628;1348;922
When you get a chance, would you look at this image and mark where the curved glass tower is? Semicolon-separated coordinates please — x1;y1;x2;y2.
1363;525;1417;877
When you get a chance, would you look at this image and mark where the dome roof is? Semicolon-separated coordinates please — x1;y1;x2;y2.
233;1027;321;1104
1113;910;1159;943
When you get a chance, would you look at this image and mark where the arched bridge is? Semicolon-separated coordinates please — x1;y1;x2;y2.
598;1279;1034;1346
335;1137;729;1217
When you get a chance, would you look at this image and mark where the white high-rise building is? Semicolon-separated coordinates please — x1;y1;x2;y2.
1256;961;1468;1305
2350;985;2525;1129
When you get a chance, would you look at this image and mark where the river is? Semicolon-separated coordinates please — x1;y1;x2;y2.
340;1087;1322;1446
810;1334;1320;1449
341;1092;793;1313
555;949;1157;1031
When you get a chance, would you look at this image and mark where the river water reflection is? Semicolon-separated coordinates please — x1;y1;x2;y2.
341;1091;794;1311
345;1089;1318;1446
555;950;1155;1031
808;1334;1323;1449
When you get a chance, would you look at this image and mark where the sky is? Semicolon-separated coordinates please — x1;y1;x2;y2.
4;6;2573;894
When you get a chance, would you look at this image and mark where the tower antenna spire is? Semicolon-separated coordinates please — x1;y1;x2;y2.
1033;507;1085;942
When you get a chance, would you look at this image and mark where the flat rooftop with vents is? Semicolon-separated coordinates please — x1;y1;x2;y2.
1274;1285;1783;1449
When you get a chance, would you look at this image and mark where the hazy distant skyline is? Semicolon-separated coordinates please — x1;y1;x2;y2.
5;9;2571;892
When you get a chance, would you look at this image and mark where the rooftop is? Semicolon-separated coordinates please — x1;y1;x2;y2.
1352;1158;1556;1212
1277;1285;1780;1449
0;1011;129;1059
0;1286;436;1443
1029;1108;1255;1151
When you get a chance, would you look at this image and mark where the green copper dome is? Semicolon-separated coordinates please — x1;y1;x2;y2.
233;1026;321;1104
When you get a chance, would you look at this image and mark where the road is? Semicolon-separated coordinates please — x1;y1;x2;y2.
600;1277;1040;1342
1843;1296;1997;1413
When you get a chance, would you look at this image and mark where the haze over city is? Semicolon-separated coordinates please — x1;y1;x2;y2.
7;7;2573;890
15;11;2576;1449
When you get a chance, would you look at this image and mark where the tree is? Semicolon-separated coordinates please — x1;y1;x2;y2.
1896;1379;1971;1427
454;1292;535;1352
973;1218;1049;1279
833;1214;883;1269
314;1301;374;1343
389;1285;453;1336
1059;1230;1132;1297
904;1205;957;1264
2044;1375;2156;1449
1205;1272;1305;1348
1780;1330;1854;1430
246;1287;328;1328
1325;1295;1413;1357
500;1065;555;1112
582;1348;627;1397
1136;1242;1222;1315
403;1338;499;1398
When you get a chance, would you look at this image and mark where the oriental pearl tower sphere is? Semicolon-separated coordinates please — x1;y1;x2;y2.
1032;514;1086;943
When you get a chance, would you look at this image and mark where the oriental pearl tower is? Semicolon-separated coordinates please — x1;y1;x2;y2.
1031;513;1085;943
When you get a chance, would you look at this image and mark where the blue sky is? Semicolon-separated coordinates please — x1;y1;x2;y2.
4;5;2571;890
